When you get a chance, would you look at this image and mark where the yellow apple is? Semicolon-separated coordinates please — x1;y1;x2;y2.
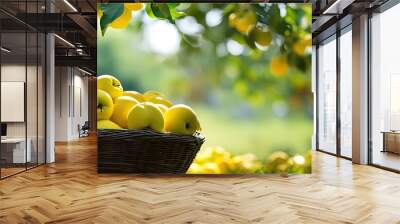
251;27;272;47
110;96;139;128
97;120;122;129
123;91;144;102
146;95;173;107
143;90;164;100
109;7;132;29
98;75;123;100
270;56;289;77
97;89;114;120
124;3;143;11
127;102;164;132
164;104;201;135
156;104;168;114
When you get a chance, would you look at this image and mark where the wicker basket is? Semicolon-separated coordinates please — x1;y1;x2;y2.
97;129;205;174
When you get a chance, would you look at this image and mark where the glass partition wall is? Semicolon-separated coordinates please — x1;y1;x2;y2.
317;35;337;154
370;3;400;171
339;27;352;159
316;26;352;159
0;2;46;179
315;1;400;171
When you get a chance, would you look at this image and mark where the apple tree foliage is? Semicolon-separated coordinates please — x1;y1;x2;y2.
99;3;312;114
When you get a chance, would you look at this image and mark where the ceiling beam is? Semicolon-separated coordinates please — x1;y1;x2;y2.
322;0;356;15
67;13;96;45
55;55;96;70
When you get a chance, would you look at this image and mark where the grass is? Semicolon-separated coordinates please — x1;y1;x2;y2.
194;106;313;159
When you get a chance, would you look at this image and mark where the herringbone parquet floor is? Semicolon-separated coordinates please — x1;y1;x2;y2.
1;136;400;224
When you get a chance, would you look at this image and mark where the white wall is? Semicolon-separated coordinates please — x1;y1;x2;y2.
1;65;37;138
55;67;69;141
1;65;26;139
54;67;89;141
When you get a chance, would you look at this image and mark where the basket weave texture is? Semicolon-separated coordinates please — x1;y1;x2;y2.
98;129;205;173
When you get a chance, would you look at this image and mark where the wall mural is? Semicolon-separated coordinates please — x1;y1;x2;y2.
97;3;312;174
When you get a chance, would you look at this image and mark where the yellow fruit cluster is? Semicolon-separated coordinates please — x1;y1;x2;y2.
98;3;143;29
229;11;256;34
187;147;262;174
270;56;289;77
264;151;312;174
292;35;312;56
97;75;201;135
228;10;273;48
227;10;289;77
187;148;312;174
270;35;311;77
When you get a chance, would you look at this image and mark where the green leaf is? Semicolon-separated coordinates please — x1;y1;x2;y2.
223;4;236;15
168;4;185;20
167;3;180;9
252;4;267;20
145;4;156;18
100;3;124;35
171;10;185;20
145;3;184;23
151;3;173;22
181;33;201;48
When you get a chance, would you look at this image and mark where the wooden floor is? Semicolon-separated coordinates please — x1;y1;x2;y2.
1;167;26;178
372;150;400;171
0;136;400;224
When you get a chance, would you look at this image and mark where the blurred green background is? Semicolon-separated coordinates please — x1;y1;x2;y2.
98;3;313;159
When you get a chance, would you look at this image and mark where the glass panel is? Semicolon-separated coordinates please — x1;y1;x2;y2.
371;4;400;171
317;37;337;154
0;0;46;178
27;31;38;169
26;0;40;169
1;29;28;177
340;29;352;158
312;46;317;151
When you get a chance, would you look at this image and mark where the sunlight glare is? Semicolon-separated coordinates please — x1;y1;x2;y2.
226;39;244;56
144;20;180;55
206;9;223;27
